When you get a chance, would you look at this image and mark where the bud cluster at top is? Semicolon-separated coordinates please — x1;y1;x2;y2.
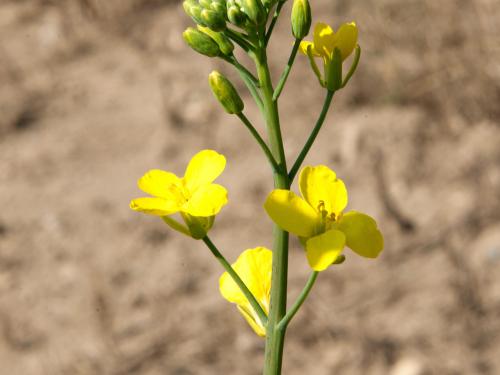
183;0;278;33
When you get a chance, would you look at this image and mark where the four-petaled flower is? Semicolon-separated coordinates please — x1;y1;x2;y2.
219;247;272;337
130;149;228;239
264;165;383;271
299;22;358;90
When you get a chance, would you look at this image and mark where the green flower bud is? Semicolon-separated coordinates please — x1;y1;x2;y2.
200;8;226;31
240;0;265;25
183;0;205;25
208;71;244;114
227;6;247;27
261;0;275;9
291;0;311;39
198;26;234;55
198;0;212;8
183;27;220;57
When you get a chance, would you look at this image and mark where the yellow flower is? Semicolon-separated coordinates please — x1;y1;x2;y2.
300;22;358;62
264;165;383;272
219;247;272;337
130;149;228;239
299;22;358;90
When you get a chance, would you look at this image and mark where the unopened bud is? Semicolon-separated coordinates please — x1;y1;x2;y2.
240;0;265;25
291;0;311;39
183;27;221;57
198;26;234;55
200;8;226;31
227;6;247;27
208;71;244;114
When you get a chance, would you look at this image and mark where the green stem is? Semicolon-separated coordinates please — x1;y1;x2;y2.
237;113;280;172
225;28;255;52
255;44;290;375
229;57;265;113
277;272;318;331
273;38;301;101
288;90;334;182
202;236;268;327
265;0;287;45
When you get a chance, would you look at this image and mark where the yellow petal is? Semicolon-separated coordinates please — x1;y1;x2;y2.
299;40;320;56
237;305;266;337
337;211;383;258
219;247;272;336
137;169;184;202
182;183;228;217
305;229;346;271
264;189;320;238
334;22;358;61
183;150;226;192
313;22;335;57
130;197;180;216
299;165;348;217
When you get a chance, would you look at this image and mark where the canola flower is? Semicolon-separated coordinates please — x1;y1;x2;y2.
219;247;272;337
299;22;359;90
265;165;383;271
130;149;228;239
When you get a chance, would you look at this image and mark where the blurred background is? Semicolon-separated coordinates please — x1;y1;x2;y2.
1;0;499;374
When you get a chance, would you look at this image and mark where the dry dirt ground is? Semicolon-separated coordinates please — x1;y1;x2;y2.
1;1;500;374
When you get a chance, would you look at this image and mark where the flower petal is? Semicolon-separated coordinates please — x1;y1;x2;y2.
334;22;358;61
130;197;180;216
313;22;335;57
299;40;320;56
299;165;348;216
137;169;184;201
182;183;228;217
219;247;272;308
337;211;383;258
219;247;272;336
237;306;266;337
264;189;320;237
306;229;346;271
183;150;226;192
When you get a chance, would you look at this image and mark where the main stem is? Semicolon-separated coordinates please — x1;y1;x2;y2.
255;44;290;375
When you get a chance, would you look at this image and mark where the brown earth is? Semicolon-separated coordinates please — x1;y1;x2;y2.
1;0;500;374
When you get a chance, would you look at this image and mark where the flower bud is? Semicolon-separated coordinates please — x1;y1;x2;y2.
183;27;221;57
227;5;247;27
183;0;205;25
240;0;265;25
200;8;226;31
198;26;234;56
291;0;311;39
208;71;244;114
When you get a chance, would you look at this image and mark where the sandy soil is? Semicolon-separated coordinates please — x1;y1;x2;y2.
1;1;500;374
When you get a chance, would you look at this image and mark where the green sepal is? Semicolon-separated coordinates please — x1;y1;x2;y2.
326;48;342;92
181;213;215;239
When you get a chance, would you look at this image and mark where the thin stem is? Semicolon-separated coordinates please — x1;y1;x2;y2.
225;28;255;52
288;90;334;182
202;236;268;327
277;272;318;331
255;46;290;375
237;113;280;172
265;1;287;45
228;57;265;113
273;38;301;101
